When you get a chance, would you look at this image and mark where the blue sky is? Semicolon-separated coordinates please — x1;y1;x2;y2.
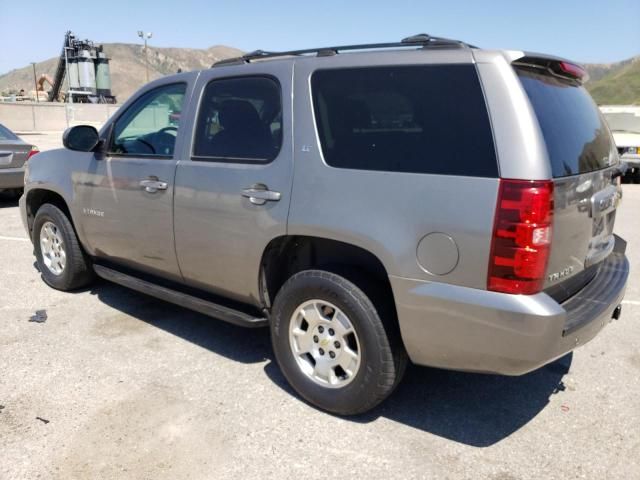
1;0;638;74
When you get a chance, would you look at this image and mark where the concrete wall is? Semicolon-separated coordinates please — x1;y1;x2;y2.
0;102;120;132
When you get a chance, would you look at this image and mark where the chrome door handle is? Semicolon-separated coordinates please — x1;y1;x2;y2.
241;186;281;205
140;179;168;193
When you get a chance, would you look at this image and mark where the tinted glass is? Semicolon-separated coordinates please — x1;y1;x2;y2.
0;124;18;141
110;83;186;157
516;68;615;178
193;77;282;162
311;65;497;177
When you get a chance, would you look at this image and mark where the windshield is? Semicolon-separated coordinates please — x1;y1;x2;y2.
603;112;640;134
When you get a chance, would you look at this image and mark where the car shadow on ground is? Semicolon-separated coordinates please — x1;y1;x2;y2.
0;193;20;208
89;279;572;447
264;354;572;447
89;280;272;364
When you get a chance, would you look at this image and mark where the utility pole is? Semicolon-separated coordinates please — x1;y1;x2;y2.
30;62;39;103
137;31;153;83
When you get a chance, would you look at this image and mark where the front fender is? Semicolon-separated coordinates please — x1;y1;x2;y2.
23;148;93;250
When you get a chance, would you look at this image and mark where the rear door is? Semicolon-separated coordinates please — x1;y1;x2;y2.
173;64;293;304
514;62;621;293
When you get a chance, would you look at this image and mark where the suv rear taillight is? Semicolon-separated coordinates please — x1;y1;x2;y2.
488;179;554;295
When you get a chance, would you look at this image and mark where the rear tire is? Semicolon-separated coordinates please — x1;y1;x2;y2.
270;269;407;415
33;203;94;291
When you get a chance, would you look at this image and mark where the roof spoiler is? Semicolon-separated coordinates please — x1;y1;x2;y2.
512;54;589;83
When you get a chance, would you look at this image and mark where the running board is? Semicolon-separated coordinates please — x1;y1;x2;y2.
93;265;268;328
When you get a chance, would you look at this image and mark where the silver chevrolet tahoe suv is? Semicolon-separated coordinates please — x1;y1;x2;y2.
20;35;630;415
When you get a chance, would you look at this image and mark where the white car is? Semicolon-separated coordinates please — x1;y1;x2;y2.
601;105;640;183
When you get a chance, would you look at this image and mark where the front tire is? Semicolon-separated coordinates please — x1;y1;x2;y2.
270;270;407;415
33;203;94;291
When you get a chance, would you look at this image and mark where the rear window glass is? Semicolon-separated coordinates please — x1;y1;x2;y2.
311;65;498;177
0;124;18;140
516;67;615;178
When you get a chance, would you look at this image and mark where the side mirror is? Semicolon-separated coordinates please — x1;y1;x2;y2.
63;125;101;152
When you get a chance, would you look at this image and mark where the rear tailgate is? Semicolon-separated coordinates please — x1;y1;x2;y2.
513;59;622;297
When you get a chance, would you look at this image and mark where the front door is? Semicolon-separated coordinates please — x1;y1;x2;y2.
173;65;293;304
76;82;188;280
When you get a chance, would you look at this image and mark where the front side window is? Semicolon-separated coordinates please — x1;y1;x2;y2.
311;65;498;177
193;76;282;162
110;83;186;157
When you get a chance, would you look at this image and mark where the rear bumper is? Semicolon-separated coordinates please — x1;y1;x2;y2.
0;167;25;189
391;241;629;375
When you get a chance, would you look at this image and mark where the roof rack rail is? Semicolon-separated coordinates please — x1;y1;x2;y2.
212;33;475;67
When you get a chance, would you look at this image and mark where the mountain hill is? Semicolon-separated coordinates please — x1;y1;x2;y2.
584;56;640;105
0;43;243;102
1;45;638;105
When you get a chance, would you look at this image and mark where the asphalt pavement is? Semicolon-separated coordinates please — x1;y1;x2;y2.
0;185;638;480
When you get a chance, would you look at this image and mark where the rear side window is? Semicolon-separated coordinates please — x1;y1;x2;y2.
516;67;615;178
193;76;282;162
311;65;498;177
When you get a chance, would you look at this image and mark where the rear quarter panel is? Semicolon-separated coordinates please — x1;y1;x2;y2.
289;52;500;289
472;50;552;180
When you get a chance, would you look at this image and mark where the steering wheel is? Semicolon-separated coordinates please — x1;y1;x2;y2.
134;137;156;154
154;127;179;154
157;126;178;136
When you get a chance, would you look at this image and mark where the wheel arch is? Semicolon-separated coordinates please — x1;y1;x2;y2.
259;235;399;326
25;188;75;238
